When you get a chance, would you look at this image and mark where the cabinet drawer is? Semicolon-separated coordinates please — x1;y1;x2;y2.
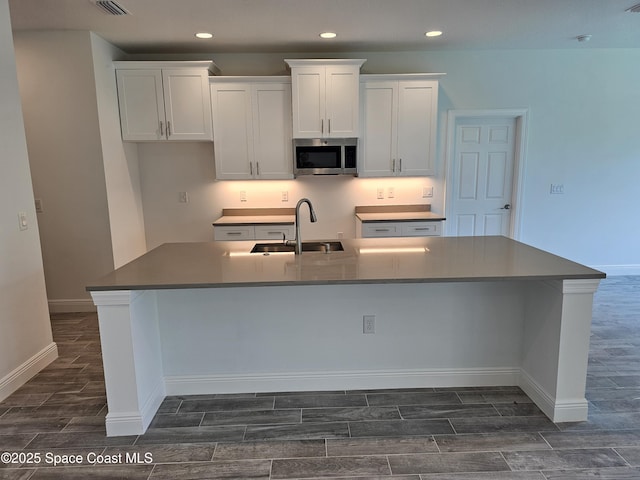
214;226;254;240
361;223;401;238
254;225;294;240
401;222;441;237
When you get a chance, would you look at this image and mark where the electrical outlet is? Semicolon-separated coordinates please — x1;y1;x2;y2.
550;184;564;195
178;191;189;203
337;232;344;239
376;188;384;199
387;187;395;199
34;198;44;213
240;191;247;202
422;186;433;198
281;191;289;202
363;315;376;334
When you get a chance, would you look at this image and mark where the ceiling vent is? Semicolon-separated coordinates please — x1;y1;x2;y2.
93;0;130;15
626;3;640;13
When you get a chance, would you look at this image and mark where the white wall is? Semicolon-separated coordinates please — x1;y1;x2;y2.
14;30;149;311
90;33;147;268
0;0;55;401
138;49;640;272
138;142;438;248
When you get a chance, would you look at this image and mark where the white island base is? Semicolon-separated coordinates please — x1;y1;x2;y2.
91;278;600;437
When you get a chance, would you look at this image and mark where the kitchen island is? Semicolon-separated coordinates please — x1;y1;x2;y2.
87;236;604;436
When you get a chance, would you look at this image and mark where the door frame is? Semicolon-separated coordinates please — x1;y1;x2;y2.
444;108;529;239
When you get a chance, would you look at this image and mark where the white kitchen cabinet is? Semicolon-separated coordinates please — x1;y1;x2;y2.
211;77;293;180
359;75;440;177
359;221;442;238
285;59;365;139
214;224;294;241
115;61;216;141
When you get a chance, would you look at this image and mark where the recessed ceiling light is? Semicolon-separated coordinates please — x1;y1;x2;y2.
319;32;337;39
195;32;213;39
425;31;443;38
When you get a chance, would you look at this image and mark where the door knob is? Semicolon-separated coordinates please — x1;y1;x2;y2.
501;204;511;210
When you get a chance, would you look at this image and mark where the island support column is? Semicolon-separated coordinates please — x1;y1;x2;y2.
90;290;166;436
520;278;601;422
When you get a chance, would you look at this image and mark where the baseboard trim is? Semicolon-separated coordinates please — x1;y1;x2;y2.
0;342;58;402
164;367;521;396
591;264;640;276
48;299;97;313
105;380;165;437
519;369;588;422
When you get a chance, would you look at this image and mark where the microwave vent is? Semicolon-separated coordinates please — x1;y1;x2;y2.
93;0;130;15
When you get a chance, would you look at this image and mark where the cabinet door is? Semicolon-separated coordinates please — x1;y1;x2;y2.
361;222;401;238
325;66;360;138
254;224;294;240
401;222;442;236
211;83;254;180
359;81;397;177
213;226;255;241
291;67;325;138
162;69;213;141
252;83;293;179
396;81;437;176
116;69;165;141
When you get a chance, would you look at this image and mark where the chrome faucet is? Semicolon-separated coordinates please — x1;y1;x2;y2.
292;198;317;254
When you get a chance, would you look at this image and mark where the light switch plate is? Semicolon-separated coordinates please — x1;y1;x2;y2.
387;187;395;199
18;211;28;231
422;186;434;198
550;184;564;195
376;188;384;199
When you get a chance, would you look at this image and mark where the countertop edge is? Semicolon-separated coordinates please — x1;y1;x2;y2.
86;273;606;292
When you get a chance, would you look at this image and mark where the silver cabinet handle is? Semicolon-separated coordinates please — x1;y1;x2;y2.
159;121;164;136
328;118;331;134
256;162;260;176
399;158;402;172
167;121;171;137
392;159;396;172
226;232;242;236
250;163;253;175
414;227;431;231
321;119;324;135
375;228;391;232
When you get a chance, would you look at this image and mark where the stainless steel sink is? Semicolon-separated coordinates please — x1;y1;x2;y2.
251;241;344;254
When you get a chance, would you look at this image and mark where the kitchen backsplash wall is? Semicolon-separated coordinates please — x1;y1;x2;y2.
138;142;441;249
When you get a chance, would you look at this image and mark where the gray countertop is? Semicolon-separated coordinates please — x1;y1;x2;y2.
86;236;605;291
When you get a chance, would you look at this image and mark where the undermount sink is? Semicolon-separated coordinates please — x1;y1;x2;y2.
251;241;344;254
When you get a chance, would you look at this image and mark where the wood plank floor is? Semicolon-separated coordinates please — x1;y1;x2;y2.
1;276;640;479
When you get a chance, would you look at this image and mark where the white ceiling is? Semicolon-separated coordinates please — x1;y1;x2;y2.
8;0;640;54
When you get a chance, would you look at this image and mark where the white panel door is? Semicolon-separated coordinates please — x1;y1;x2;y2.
359;81;397;177
450;117;516;236
397;82;436;176
162;69;212;141
210;84;254;180
252;82;293;179
116;69;165;141
291;68;325;138
326;66;359;137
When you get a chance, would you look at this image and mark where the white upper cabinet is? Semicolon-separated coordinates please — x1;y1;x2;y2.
285;59;365;139
211;77;293;180
359;75;440;177
115;61;216;141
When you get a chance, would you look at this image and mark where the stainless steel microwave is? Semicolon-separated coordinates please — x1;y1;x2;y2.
293;138;358;176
